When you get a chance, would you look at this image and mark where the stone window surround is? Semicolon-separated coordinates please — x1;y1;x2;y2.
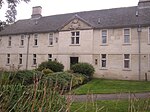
48;54;52;61
19;54;23;65
123;54;131;70
71;31;80;45
100;54;108;70
123;28;131;45
101;29;108;45
48;33;54;46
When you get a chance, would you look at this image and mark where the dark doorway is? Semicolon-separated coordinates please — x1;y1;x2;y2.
70;57;79;67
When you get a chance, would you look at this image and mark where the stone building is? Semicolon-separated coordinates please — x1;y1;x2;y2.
0;0;150;80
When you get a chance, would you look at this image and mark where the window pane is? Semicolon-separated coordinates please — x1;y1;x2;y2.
102;60;106;67
71;37;75;44
76;32;80;36
124;54;130;59
71;32;75;36
124;35;130;43
124;29;130;43
102;30;107;44
124;60;129;68
76;37;79;44
102;54;106;59
102;30;107;36
124;29;129;35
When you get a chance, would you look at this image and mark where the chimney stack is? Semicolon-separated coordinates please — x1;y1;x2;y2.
31;6;42;19
138;0;150;8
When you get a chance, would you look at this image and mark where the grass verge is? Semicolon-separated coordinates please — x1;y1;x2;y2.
72;78;150;94
70;98;150;112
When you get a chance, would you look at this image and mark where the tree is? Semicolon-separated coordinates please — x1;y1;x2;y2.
0;0;30;24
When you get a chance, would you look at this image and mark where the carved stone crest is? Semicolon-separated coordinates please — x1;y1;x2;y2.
70;19;80;30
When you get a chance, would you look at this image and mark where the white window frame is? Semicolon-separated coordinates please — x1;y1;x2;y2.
123;54;131;70
7;54;10;65
48;54;52;61
48;33;53;46
33;54;37;65
123;28;131;44
20;35;25;46
34;34;38;46
148;27;150;44
71;31;80;45
101;30;108;45
8;36;11;47
19;54;23;65
100;54;108;69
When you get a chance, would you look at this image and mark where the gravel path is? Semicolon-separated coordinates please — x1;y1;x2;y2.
65;92;150;102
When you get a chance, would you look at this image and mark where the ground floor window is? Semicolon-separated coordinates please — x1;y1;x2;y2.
33;54;37;65
7;54;10;64
70;57;78;67
100;54;107;68
19;54;23;65
123;54;130;69
48;54;52;61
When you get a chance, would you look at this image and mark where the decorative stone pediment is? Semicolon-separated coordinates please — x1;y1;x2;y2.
60;16;93;31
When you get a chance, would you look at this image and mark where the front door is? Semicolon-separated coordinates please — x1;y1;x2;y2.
70;57;78;68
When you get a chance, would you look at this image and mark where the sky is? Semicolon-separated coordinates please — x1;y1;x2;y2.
0;0;139;21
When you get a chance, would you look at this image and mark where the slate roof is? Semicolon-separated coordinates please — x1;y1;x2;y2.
0;6;150;36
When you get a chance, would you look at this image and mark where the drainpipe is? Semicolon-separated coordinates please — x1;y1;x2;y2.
26;34;30;70
137;25;142;80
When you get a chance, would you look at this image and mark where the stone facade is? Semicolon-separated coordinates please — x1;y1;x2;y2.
0;0;150;80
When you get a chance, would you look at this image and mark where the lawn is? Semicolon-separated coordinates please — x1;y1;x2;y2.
70;98;150;112
72;78;150;94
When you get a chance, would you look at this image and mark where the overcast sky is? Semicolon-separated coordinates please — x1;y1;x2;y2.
0;0;139;21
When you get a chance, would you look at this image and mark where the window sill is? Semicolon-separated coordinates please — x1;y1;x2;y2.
48;45;54;47
7;46;11;48
122;69;132;71
100;44;108;46
33;45;38;48
100;68;108;70
70;44;80;46
6;64;10;66
122;43;131;46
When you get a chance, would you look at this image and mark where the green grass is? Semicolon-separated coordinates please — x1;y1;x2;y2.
70;99;150;112
72;78;150;94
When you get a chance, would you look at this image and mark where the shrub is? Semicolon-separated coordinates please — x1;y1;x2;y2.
42;68;53;75
71;63;95;79
10;70;42;85
38;61;64;72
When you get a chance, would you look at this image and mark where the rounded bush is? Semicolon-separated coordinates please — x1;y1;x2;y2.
71;63;95;79
42;68;53;75
38;61;64;72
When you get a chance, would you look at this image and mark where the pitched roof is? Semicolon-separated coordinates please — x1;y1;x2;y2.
0;6;150;36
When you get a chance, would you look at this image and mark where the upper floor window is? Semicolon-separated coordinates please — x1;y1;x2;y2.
7;54;10;64
20;35;25;46
48;54;52;61
33;54;37;65
71;31;80;45
49;33;53;46
19;54;23;65
148;28;150;44
101;30;107;44
124;29;130;44
100;54;107;68
123;54;131;69
34;34;38;46
8;36;11;46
